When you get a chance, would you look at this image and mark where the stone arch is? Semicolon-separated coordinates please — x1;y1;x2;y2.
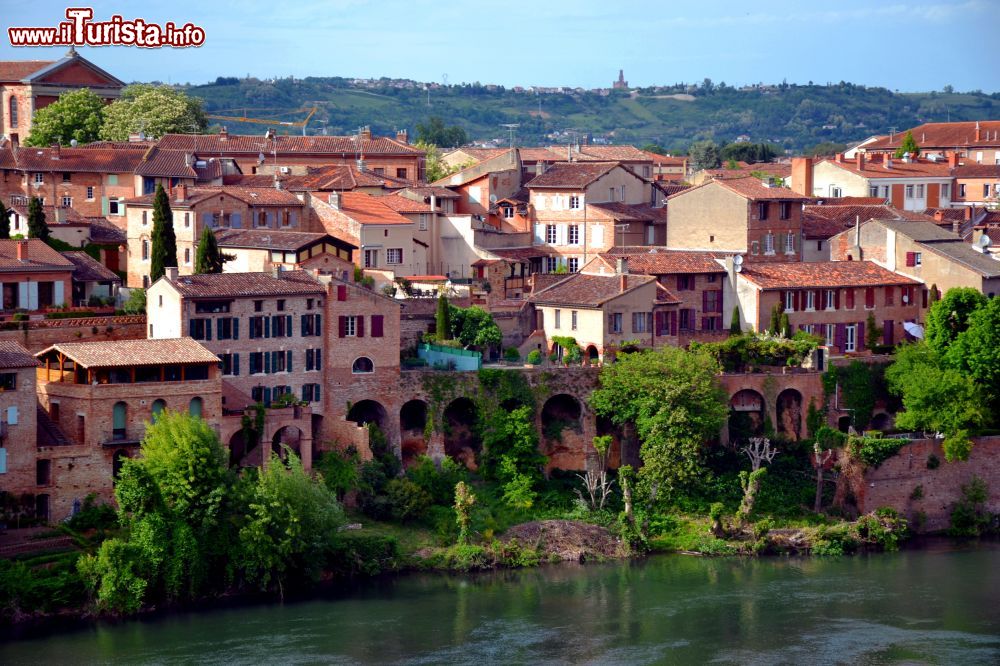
776;389;804;440
229;429;253;468
586;345;600;362
729;389;765;445
151;399;167;422
871;412;892;431
272;425;303;457
346;399;388;430
112;449;130;481
443;396;479;469
541;393;583;442
189;396;203;419
838;415;852;432
400;399;429;467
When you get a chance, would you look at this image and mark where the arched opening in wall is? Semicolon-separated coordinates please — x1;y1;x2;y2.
729;389;765;445
400;399;429;468
838;415;852;432
346;400;387;430
444;397;479;470
229;429;253;468
112;449;130;481
311;414;324;446
586;345;600;363
776;389;804;440
596;415;626;468
541;393;582;443
151;399;167;423
189;397;203;419
871;412;892;432
272;425;303;459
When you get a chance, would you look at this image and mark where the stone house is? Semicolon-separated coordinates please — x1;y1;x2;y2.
798;154;955;211
858;121;1000;165
0;341;41;518
0;239;74;311
214;229;355;277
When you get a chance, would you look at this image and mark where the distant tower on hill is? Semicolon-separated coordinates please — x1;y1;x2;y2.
613;69;628;90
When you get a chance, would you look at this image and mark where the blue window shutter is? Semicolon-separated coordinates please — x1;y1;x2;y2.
7;406;18;425
316;349;322;370
264;351;271;374
231;212;242;228
301;314;308;336
234;353;240;376
202;212;214;228
205;320;212;341
315;385;321;402
233;318;239;340
306;348;313;370
266;211;275;226
189;319;197;337
315;314;322;335
286;350;293;372
263;387;272;406
264;317;271;338
0;447;6;474
286;315;292;336
216;318;223;340
289;211;298;227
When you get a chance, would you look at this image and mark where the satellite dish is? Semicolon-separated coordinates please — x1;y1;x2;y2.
733;254;744;266
978;234;991;249
69;139;78;147
489;194;498;203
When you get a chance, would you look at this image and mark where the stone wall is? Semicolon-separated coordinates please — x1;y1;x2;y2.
853;437;1000;533
0;316;146;354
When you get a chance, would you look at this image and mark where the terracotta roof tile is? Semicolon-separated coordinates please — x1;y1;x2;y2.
0;341;39;369
376;193;433;213
0;239;75;272
214;229;343;251
37;338;220;369
134;147;198;178
404;186;461;199
156;133;423;156
526;161;622;189
9;203;88;225
713;176;809;200
600;249;727;274
587;202;664;222
863;121;1000;151
530;272;656;307
739;261;918;289
87;217;127;244
13;146;146;174
327;192;412;225
566;145;652;162
164;270;325;299
954;164;1000;178
0;60;53;81
802;204;908;239
62;251;121;283
822;157;953;179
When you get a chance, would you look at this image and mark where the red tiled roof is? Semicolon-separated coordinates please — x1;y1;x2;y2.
739;261;918;290
0;239;75;272
377;193;432;213
713;176;809;200
134;147;198;178
530;272;656;307
0;60;53;81
954;164;1000;178
164;270;325;298
13;146;146;173
0;341;38;369
9;203;89;225
813;196;888;205
863;121;1000;152
566;145;652;162
311;200;359;246
404;185;460;199
587;202;664;222
518;147;566;162
802;204;909;239
62;251;121;283
600;249;727;274
486;246;555;261
88;217;127;244
822;157;953;179
526;161;623;189
225;165;409;192
214;229;345;251
125;186;303;207
156;133;423;156
38;338;220;368
329;192;411;225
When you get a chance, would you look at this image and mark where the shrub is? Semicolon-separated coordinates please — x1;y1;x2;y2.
848;433;906;468
11;313;27;322
65;494;118;531
406;455;465;505
326;532;401;577
949;477;994;537
314;446;360;500
385;478;432;522
926;453;941;469
504;346;520;363
526;349;542;365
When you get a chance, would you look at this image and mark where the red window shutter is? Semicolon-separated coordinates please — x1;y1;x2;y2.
857;321;865;351
337;284;347;301
834;290;840;310
338;315;346;338
716;290;723;313
669;311;677;336
372;314;384;338
793;290;800;312
846;289;855;309
921;288;928;308
702;290;709;312
905;252;915;267
357;315;365;338
815;289;822;309
676;275;684;291
866;287;875;309
780;290;787;309
655;311;665;334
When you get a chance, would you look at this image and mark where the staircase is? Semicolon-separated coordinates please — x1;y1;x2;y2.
36;406;72;447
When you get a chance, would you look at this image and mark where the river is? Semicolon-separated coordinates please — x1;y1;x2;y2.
3;541;998;665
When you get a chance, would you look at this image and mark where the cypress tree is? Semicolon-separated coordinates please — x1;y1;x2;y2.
27;197;49;241
0;204;11;239
729;305;741;335
194;225;224;274
435;293;451;341
149;184;177;282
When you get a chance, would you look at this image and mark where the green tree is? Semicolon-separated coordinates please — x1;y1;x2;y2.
729;306;742;335
149;184;177;282
0;203;11;239
641;143;666;155
688;139;721;171
100;84;207;141
924;288;987;354
886;344;986;461
894;130;920;158
590;347;728;506
479;405;546;508
27;197;49;241
435;292;451;341
239;450;344;596
451;305;502;349
453;481;476;545
79;411;233;611
415;116;467;148
122;288;147;314
194;225;225;274
415;141;462;183
946;296;1000;399
24;88;105;147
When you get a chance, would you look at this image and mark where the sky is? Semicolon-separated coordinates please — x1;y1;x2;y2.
1;0;998;92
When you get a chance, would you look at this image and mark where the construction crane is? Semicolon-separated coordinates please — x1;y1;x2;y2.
205;106;318;135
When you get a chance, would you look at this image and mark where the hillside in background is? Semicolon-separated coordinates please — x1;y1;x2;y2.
181;76;1000;152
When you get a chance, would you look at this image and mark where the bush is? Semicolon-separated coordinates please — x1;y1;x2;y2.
385;479;432;522
326;532;401;577
848;433;906;468
526;349;542;365
926;453;941;469
45;310;97;320
406;455;465;505
65;494;118;531
949;477;995;537
504;346;520;363
12;313;28;322
314;446;360;500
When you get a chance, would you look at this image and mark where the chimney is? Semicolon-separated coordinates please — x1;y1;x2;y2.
965;205;973;221
272;266;282;278
328;191;340;210
617;257;629;292
948;152;959;167
791;157;813;197
54;207;66;223
835;153;844;163
396;129;408;144
952;221;961;235
220;126;228;141
176;183;187;202
184;153;193;167
16;240;26;261
934;210;945;222
882;154;892;169
165;267;178;281
974;121;981;142
855;153;865;170
361;126;372;141
356;159;367;172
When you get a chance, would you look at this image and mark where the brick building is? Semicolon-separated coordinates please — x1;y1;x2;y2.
0;239;74;311
214;228;355;276
0;48;123;146
733;261;922;353
0;341;41;518
952;164;1000;207
313;191;420;276
858;121;1000;165
124;185;312;287
667;177;808;262
33;338;222;520
798;154;954;211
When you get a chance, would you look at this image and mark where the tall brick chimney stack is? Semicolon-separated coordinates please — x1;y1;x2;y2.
855;153;865;170
176;183;187;202
16;240;26;261
617;257;629;292
791;157;813;197
396;129;408;144
974;121;981;142
361;126;372;141
948;152;960;168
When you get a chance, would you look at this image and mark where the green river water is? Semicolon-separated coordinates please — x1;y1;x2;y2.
3;541;998;665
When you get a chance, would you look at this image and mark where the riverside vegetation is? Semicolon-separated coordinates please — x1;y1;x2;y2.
3;290;999;625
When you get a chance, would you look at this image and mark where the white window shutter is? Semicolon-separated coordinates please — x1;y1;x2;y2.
54;280;64;306
558;224;568;245
7;406;18;425
535;195;546;211
18;282;28;308
534;224;545;244
592;225;604;248
28;283;39;311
